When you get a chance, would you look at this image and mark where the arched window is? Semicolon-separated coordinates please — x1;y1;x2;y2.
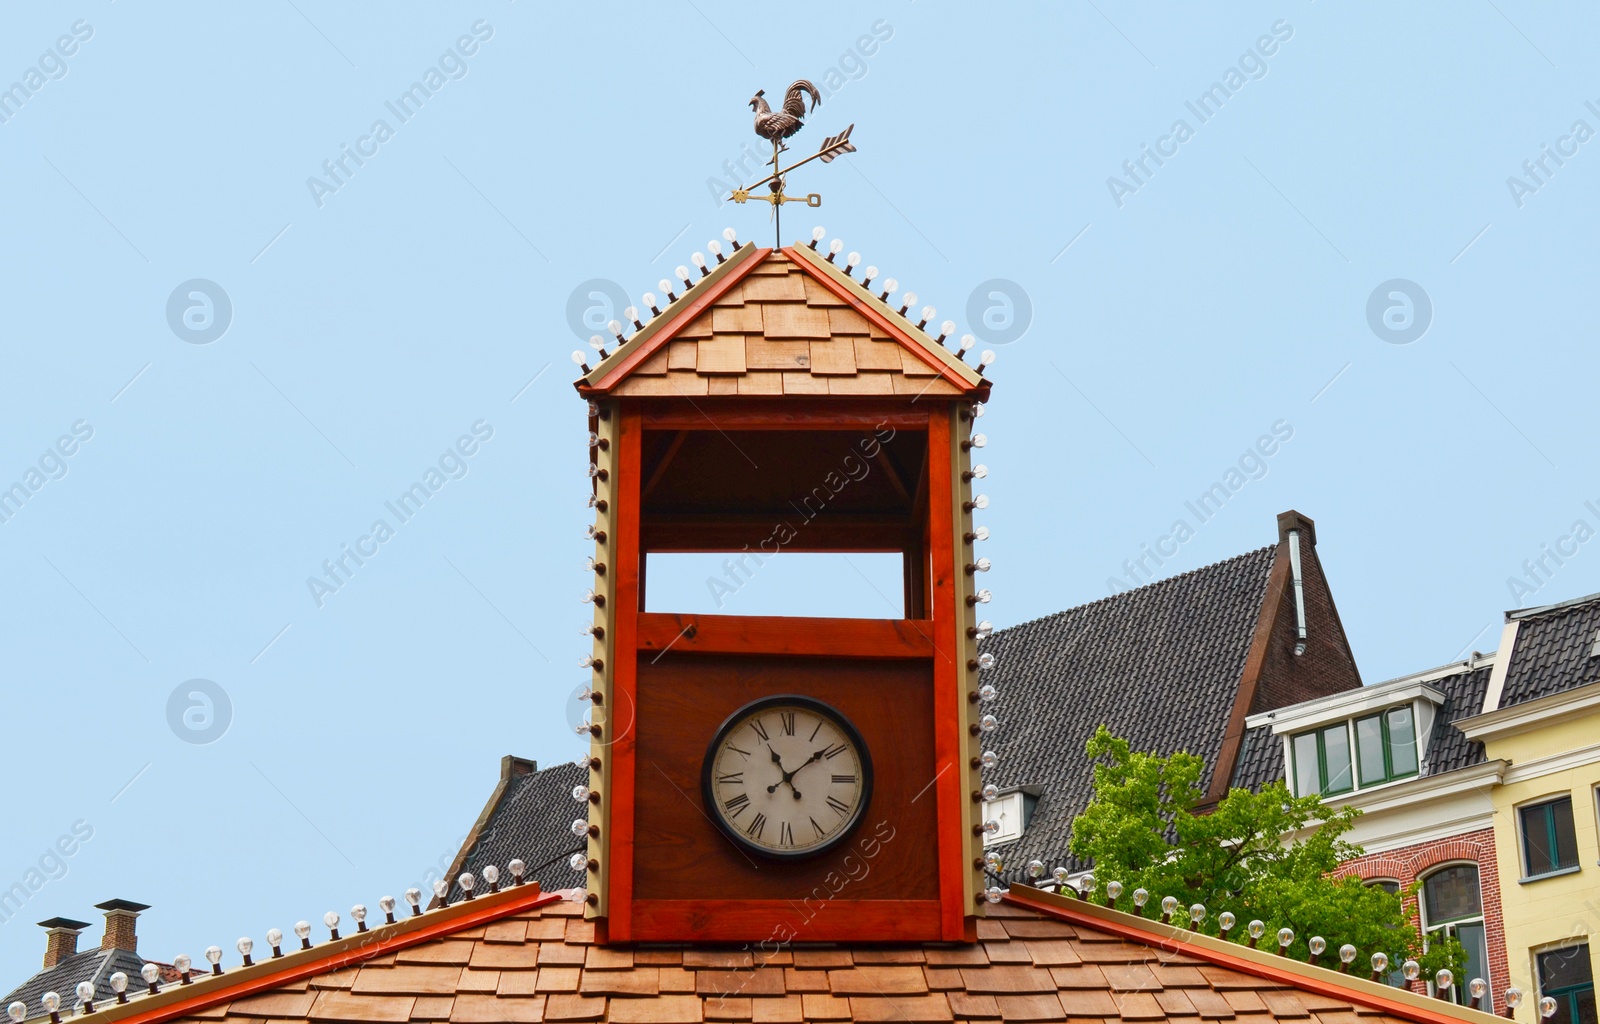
1420;864;1490;1005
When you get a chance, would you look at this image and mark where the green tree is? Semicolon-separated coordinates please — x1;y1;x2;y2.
1065;727;1463;981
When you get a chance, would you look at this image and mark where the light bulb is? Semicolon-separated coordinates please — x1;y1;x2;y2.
983;852;1003;872
482;865;499;887
812;226;826;242
606;320;622;339
1436;970;1454;991
1371;952;1388;975
1277;928;1294;948
405;889;422;910
970;464;988;480
846;252;861;268
982;819;1000;835
1308;936;1326;956
974;589;992;604
658;279;673;296
969;433;988;448
1106;881;1124;900
237;936;253;956
1218;911;1234;931
573;784;590;801
978;684;997;701
691;252;706;268
267;927;284;950
976;620;994;638
829;239;843;255
722;227;738;243
570;351;586;367
984;886;1005;904
109;973;128;995
173;954;191;973
707;241;722;257
974;558;993;574
863;265;878;282
1403;960;1420;981
1051;867;1070;885
1160;896;1178;917
1132;889;1149;907
76;983;95;1003
569;852;589;872
642;292;656;310
981;783;1000;800
1024;859;1045;879
882;277;898;294
972;526;991;542
9;1002;26;1023
676;265;690;282
1190;904;1206;924
1505;987;1523;1010
978;714;998;732
1340;944;1357;965
971;494;989;510
140;964;160;985
980;750;999;768
588;336;605;354
1541;996;1559;1019
433;879;449;900
973;403;986;419
1247;920;1266;939
623;306;639;324
571;818;590;838
323;911;340;930
458;873;475;894
978;652;996;671
940;319;957;339
40;994;59;1013
508;859;526;881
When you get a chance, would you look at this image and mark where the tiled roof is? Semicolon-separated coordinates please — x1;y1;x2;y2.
1500;592;1600;707
2;947;147;1013
444;759;588;904
63;880;1488;1024
982;547;1278;876
577;239;988;399
1228;723;1284;792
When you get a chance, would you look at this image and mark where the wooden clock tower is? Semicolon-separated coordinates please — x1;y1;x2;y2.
576;233;993;944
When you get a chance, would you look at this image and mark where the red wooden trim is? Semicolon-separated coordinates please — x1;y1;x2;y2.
1004;887;1501;1024
926;408;965;941
92;886;558;1024
630;398;931;430
587;249;771;392
781;246;978;393
608;407;645;942
637;612;935;659
630;899;943;942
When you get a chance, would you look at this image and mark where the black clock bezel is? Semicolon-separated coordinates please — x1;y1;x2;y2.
700;693;875;861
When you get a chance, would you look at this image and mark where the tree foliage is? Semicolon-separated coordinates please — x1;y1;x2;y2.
1066;727;1463;979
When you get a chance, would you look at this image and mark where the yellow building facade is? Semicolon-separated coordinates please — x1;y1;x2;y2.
1461;679;1600;1024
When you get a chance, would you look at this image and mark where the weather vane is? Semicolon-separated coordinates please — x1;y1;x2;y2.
729;79;857;247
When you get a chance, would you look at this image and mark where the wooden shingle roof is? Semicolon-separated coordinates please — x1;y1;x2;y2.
575;241;989;400
39;882;1504;1024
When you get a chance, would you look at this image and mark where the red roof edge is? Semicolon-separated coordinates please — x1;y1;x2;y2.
1004;886;1505;1024
58;884;561;1024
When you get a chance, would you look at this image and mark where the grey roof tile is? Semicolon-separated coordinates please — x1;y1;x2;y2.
2;948;147;1014
445;760;587;902
983;546;1276;876
1501;594;1600;707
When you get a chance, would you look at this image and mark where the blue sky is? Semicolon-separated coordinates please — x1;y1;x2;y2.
3;0;1598;982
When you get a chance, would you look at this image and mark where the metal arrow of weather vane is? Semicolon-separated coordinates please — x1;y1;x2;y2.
729;79;857;247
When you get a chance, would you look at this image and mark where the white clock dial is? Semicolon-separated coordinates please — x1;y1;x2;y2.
703;697;872;858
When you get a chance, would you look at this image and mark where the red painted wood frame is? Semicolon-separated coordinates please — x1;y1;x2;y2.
596;399;972;944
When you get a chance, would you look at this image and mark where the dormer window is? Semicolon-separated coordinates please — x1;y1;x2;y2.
1289;704;1422;798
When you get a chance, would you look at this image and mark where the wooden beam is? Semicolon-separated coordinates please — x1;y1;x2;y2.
641;430;688;499
637;612;934;659
629;398;931;430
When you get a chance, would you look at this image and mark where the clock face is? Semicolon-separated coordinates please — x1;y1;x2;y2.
701;695;873;859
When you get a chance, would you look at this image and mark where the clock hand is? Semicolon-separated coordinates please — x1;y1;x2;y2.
767;745;800;794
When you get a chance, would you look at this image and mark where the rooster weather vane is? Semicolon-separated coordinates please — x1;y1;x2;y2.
730;79;857;247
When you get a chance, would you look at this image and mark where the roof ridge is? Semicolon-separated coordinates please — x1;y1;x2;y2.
992;543;1276;637
1508;587;1600;620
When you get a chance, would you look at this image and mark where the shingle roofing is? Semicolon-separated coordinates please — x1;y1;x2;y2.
2;947;147;1014
1500;592;1600;707
983;546;1277;876
444;759;588;904
54;880;1490;1024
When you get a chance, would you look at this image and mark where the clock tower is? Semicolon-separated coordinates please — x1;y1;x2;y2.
576;231;993;944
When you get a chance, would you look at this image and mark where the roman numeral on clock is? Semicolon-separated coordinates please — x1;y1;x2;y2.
717;772;744;785
810;816;825;838
746;813;767;840
831;774;856;784
823;743;848;759
780;711;795;736
779;821;794;846
724;793;750;818
749;718;769;741
826;795;850;815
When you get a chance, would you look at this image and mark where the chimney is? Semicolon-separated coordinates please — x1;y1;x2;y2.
95;899;150;952
37;917;91;969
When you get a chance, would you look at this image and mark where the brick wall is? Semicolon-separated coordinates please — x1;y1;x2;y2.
1250;519;1363;714
1336;828;1509;1007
